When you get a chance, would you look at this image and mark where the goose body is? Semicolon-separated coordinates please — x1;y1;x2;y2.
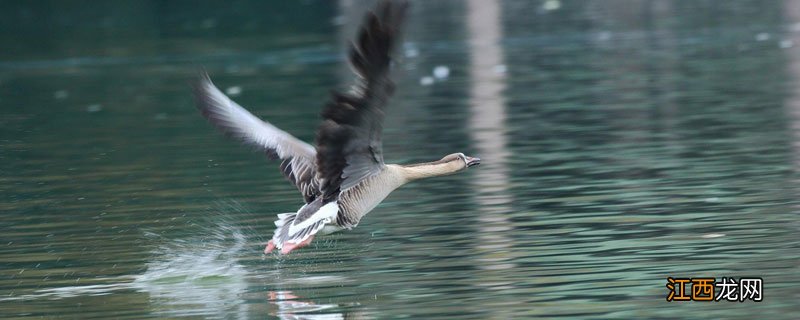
193;0;480;254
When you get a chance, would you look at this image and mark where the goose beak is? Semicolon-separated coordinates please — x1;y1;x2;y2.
465;156;481;167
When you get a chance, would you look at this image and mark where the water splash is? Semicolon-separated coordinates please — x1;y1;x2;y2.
2;218;251;319
129;215;252;318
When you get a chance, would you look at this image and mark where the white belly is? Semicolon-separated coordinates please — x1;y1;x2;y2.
320;225;345;235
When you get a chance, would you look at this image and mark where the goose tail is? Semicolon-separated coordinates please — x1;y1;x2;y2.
267;199;339;253
273;213;294;228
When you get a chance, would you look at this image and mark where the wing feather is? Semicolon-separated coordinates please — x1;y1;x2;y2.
315;0;408;201
193;73;319;202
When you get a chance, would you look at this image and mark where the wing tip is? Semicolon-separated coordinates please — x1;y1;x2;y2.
191;68;212;90
349;0;408;80
191;69;217;112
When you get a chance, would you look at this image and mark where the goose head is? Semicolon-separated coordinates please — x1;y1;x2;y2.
442;152;481;171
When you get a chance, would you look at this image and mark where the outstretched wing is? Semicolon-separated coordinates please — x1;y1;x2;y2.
193;74;319;202
315;0;408;201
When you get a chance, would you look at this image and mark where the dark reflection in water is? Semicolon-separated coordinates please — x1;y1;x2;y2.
2;0;800;319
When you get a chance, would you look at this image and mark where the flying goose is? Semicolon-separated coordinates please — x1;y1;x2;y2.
193;0;480;254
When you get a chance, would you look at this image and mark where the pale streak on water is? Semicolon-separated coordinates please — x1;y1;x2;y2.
2;0;800;319
466;0;519;310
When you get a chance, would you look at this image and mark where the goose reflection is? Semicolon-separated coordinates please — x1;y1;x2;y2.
267;290;363;320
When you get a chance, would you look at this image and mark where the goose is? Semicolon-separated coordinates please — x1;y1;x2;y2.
193;0;480;254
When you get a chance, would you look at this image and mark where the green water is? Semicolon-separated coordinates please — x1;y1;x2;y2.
2;0;800;318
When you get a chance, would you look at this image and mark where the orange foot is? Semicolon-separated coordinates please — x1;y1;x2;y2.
264;240;276;254
281;235;315;255
264;235;316;255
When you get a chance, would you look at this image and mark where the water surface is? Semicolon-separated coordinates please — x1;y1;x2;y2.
2;0;800;318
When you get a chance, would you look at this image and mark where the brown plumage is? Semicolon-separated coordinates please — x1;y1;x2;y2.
193;0;480;255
